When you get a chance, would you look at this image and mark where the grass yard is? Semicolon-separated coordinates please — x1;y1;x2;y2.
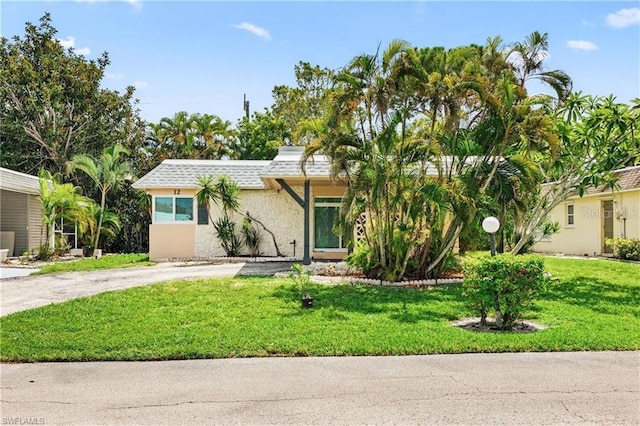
1;257;638;362
33;253;155;275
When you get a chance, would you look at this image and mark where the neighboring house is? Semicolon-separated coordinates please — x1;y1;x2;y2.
532;165;640;256
0;167;43;256
133;146;348;262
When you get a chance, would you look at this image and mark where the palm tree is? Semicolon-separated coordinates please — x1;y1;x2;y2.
191;113;235;159
507;31;573;101
158;111;194;158
68;144;132;249
37;170;94;259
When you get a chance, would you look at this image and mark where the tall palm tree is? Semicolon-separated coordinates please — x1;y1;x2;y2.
68;144;132;248
507;31;573;101
191;113;235;159
158;111;194;158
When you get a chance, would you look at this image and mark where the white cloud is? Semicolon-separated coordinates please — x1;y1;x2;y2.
233;22;271;41
57;36;75;49
605;7;640;28
57;36;91;56
105;73;123;80
134;81;149;89
581;19;596;27
567;40;599;51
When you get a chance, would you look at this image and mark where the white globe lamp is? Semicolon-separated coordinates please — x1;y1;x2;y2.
482;216;500;256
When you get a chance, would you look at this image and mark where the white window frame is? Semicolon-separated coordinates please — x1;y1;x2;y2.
313;197;347;252
153;196;195;224
566;203;575;227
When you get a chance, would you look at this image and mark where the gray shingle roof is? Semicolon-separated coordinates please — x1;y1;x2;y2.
585;165;640;195
261;159;332;178
132;160;272;189
0;167;41;195
541;165;640;197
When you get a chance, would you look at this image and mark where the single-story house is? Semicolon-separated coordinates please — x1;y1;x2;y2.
133;146;349;262
532;165;640;256
0;167;44;256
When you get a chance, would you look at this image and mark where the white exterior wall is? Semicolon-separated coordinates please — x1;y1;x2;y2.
532;189;640;256
195;188;304;258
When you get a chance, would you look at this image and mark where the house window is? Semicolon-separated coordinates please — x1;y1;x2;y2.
154;197;194;222
314;197;346;250
197;202;208;225
566;203;575;226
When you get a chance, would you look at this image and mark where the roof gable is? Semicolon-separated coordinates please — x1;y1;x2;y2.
132;160;273;189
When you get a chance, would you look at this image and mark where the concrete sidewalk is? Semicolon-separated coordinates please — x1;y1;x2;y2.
1;351;638;425
0;261;293;316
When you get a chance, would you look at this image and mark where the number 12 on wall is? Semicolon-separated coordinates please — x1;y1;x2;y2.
173;189;181;195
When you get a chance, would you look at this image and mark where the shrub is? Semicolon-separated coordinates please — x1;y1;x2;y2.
606;238;640;261
213;215;243;257
462;254;547;330
241;217;262;256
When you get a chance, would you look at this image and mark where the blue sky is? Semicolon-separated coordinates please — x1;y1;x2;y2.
2;1;639;124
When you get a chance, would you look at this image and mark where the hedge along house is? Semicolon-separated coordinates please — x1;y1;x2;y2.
0;167;44;257
532;165;640;257
132;146;348;262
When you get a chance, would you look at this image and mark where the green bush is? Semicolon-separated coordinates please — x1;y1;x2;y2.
462;254;547;330
606;238;640;261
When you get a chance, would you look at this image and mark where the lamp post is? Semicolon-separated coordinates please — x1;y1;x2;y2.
482;216;500;257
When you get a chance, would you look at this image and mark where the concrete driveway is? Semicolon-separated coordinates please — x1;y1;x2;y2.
0;261;293;316
1;351;638;425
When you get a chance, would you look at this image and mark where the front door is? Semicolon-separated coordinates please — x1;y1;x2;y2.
602;200;614;254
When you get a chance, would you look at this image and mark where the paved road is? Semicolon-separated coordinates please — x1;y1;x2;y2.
1;351;638;425
0;261;293;316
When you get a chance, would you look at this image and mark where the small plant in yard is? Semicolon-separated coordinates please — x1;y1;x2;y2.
462;254;547;331
606;238;640;261
289;263;313;308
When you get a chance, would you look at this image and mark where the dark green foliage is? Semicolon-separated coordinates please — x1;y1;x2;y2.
607;238;640;261
213;215;243;257
462;254;547;330
241;218;262;256
0;13;145;176
231;112;288;160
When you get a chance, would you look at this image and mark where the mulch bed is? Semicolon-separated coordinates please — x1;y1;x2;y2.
452;317;547;333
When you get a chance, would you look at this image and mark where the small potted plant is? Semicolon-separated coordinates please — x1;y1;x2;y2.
289;264;313;308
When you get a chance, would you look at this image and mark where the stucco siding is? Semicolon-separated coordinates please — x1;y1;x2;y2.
0;190;28;256
618;191;640;239
195;188;305;258
149;224;196;260
533;190;640;256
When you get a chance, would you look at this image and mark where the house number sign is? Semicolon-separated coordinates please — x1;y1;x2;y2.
173;189;181;195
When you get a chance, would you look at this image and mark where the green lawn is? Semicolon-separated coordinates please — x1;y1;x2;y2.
1;257;638;362
33;253;155;275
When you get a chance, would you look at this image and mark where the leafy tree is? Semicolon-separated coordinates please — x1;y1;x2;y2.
512;93;640;253
68;144;132;249
271;61;336;144
231;111;289;160
0;13;144;176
